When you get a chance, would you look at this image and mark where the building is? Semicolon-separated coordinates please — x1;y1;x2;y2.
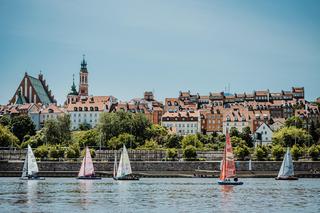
38;104;66;129
161;111;201;136
65;56;118;130
254;123;273;147
9;72;56;105
200;107;223;134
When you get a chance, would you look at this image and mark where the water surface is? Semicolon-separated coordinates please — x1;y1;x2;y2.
0;178;319;213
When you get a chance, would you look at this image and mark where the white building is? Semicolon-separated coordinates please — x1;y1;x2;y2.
39;104;66;128
66;96;117;130
161;111;201;136
254;123;273;147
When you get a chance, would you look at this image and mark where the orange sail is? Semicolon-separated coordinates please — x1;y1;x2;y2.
220;133;236;180
78;147;95;177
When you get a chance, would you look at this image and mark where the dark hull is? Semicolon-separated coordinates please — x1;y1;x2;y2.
20;177;45;180
218;181;243;185
113;176;139;181
275;176;298;180
77;176;102;180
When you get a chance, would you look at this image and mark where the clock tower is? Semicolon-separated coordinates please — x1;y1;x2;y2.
79;55;89;97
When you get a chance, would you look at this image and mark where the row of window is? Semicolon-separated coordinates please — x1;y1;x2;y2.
74;107;99;112
72;113;98;117
163;123;198;128
73;119;98;123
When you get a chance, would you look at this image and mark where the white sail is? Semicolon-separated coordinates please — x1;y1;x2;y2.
277;147;294;178
22;145;39;177
113;152;117;177
116;145;132;178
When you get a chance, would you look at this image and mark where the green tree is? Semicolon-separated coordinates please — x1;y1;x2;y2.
308;145;319;161
11;115;35;142
79;122;91;131
0;124;19;147
49;145;65;159
309;121;319;143
234;145;250;160
77;129;99;148
108;133;136;150
57;114;71;143
231;136;246;147
146;124;168;145
181;135;203;149
183;145;197;160
21;130;45;148
0;115;11;127
165;134;182;148
138;139;160;150
272;145;285;161
291;144;302;161
272;126;312;147
166;148;178;160
229;127;239;137
34;145;49;159
240;127;253;147
43;119;61;145
285;116;304;128
98;111;151;145
254;146;269;161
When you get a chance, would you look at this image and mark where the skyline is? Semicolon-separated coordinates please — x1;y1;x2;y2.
1;0;320;104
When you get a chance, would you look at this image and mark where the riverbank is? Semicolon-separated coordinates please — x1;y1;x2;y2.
1;160;319;178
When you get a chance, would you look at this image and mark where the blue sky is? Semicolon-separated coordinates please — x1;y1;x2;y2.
0;0;319;104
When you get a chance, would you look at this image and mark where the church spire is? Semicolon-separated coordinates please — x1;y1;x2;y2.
68;74;78;96
81;54;87;71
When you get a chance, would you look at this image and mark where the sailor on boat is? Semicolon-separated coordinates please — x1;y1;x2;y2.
218;131;243;185
77;147;101;180
275;147;298;180
113;144;139;181
21;145;45;180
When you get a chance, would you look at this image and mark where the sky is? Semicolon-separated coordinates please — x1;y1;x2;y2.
0;0;319;105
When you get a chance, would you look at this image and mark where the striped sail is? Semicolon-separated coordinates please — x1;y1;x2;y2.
220;133;236;180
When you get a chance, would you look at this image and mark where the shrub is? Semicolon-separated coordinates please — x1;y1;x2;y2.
0;124;19;147
80;148;96;158
34;145;49;159
183;145;197;160
291;145;302;161
308;145;319;161
65;144;80;159
254;146;268;161
272;145;285;161
181;135;203;149
138;139;160;150
166;148;178;160
234;145;250;160
49;145;65;159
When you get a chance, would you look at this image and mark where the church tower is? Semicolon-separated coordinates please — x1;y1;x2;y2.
79;55;89;96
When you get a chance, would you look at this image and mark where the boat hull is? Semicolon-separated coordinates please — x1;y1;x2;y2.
20;176;45;180
275;176;298;180
218;180;243;185
113;175;139;181
77;176;102;180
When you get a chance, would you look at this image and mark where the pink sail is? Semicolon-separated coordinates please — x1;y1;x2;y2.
220;132;236;180
78;147;95;177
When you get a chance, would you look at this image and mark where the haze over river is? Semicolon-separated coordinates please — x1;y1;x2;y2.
0;178;319;213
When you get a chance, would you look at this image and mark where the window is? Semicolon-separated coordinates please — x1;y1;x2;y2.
79;107;83;111
84;107;88;111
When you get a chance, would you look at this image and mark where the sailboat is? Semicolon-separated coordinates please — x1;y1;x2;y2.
218;132;243;185
21;145;44;180
113;144;139;181
275;147;298;180
77;147;101;180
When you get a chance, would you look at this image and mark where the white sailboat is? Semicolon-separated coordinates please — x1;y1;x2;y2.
275;147;298;180
77;147;101;179
21;145;44;180
113;144;139;180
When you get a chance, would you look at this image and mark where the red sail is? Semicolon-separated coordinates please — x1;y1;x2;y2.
220;133;236;180
78;147;95;177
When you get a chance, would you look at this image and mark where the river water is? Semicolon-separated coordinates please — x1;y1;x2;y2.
0;178;319;213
